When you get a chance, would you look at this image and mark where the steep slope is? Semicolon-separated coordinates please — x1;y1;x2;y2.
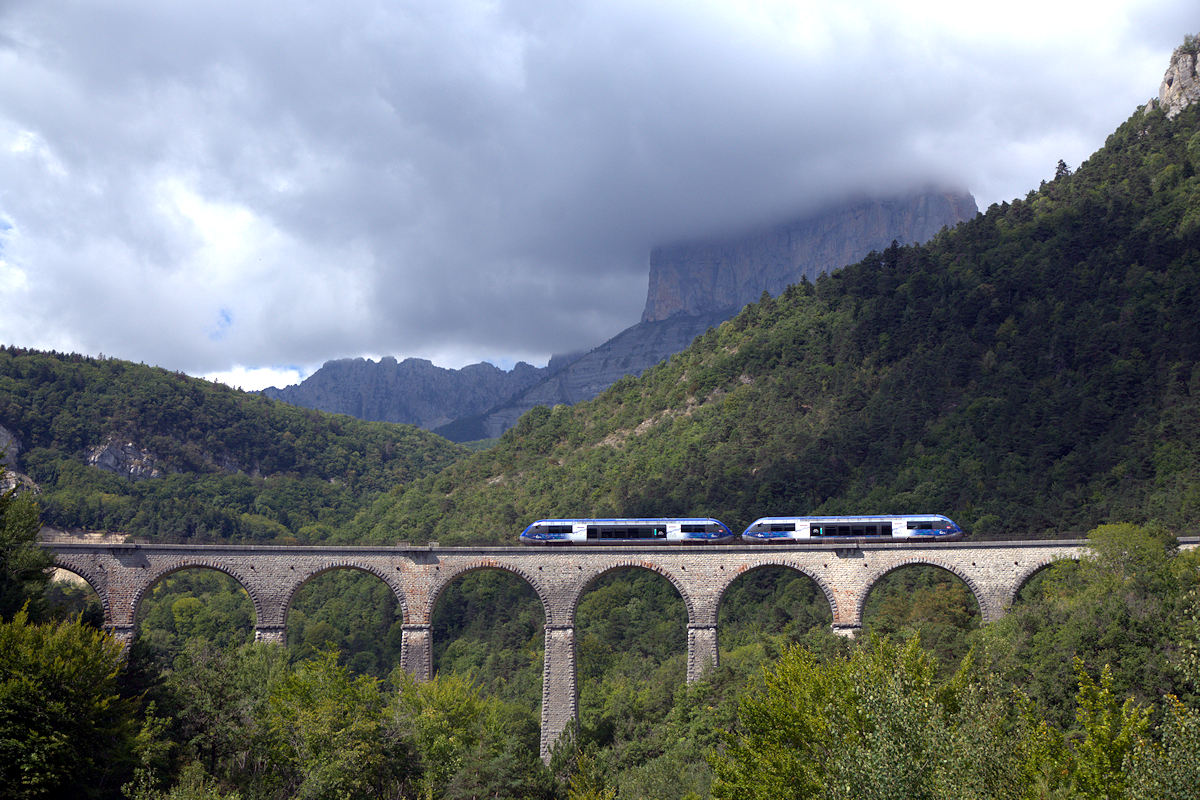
0;348;465;541
348;97;1200;544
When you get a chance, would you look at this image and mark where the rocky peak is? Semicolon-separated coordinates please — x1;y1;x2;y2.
1158;35;1200;119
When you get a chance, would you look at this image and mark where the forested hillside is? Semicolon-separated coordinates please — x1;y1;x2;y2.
0;349;465;541
350;98;1200;544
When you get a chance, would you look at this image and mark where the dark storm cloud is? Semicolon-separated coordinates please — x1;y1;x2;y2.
0;0;1195;388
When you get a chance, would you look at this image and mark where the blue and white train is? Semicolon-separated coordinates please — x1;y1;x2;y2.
519;518;735;544
741;514;963;542
519;514;963;544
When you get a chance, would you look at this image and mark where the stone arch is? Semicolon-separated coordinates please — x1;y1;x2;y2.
47;559;109;626
857;558;986;624
713;560;840;626
1007;554;1082;609
567;559;696;624
424;559;551;627
280;561;411;627
131;559;263;629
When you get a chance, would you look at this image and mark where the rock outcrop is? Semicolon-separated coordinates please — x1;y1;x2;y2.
86;439;164;480
0;424;20;471
1159;35;1200;119
642;191;977;322
263;356;550;431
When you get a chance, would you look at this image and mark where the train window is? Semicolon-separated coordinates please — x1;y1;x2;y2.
769;523;796;532
587;525;666;539
681;524;708;534
546;525;573;534
907;520;936;531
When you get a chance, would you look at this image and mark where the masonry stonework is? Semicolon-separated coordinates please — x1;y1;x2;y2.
46;537;1200;762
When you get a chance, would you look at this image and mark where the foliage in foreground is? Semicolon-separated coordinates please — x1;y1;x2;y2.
710;635;1199;800
126;642;554;800
0;465;51;621
0;610;144;799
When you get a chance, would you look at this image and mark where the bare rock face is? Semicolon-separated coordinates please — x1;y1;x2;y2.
86;439;163;480
1159;36;1200;119
642;191;977;322
0;424;20;471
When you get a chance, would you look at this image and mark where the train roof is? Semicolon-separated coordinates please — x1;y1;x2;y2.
526;517;726;524
748;514;955;522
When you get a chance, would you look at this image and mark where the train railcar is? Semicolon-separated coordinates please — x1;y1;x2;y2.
741;514;963;543
520;518;735;544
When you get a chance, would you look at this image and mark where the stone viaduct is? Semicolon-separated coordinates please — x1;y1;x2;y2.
44;536;1200;761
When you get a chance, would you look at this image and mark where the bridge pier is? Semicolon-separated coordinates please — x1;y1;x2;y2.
541;624;578;762
687;623;719;681
255;625;287;644
401;623;433;681
107;624;137;650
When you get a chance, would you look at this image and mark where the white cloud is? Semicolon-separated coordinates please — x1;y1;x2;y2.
203;364;316;392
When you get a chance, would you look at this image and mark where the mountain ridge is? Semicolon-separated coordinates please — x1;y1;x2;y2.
263;355;549;431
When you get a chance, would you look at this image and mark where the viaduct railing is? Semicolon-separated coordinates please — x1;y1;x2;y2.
44;537;1200;760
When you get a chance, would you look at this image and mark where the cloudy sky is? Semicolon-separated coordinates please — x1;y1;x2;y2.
0;1;1195;390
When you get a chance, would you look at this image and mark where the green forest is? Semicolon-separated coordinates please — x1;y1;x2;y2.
0;347;463;542
4;42;1200;800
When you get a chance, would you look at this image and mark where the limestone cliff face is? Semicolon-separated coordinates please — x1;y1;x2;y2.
642;191;977;322
263;357;548;431
1159;36;1200;119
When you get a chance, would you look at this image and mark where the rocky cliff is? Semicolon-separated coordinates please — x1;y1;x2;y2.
263;356;549;430
642;191;977;322
1158;35;1200;119
437;191;976;441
